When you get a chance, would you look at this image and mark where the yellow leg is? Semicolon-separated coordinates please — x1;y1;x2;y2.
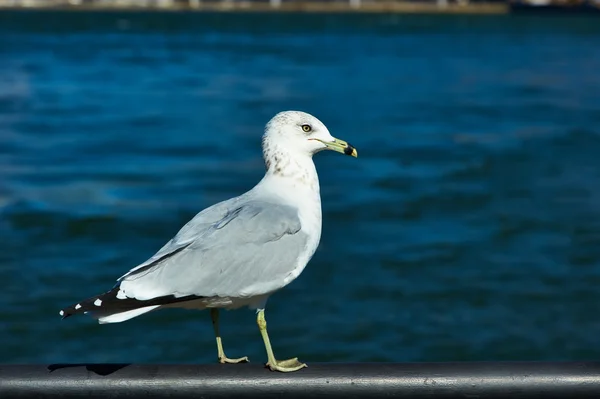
210;309;249;364
257;309;307;372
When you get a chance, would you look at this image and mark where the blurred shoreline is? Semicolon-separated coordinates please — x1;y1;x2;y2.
0;0;510;14
3;0;599;15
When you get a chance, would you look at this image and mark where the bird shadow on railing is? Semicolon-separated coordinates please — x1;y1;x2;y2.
47;363;131;376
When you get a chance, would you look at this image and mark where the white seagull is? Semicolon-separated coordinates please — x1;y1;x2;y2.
60;110;358;372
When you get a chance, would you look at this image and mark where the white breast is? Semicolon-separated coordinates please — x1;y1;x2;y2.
256;166;323;286
286;187;322;284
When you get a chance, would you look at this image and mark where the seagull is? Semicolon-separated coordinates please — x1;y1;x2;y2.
59;110;358;372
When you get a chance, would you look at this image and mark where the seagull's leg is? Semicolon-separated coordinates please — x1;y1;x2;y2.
256;309;307;372
210;308;249;364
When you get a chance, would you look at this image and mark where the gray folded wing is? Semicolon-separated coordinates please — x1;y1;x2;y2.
117;199;309;301
118;197;240;280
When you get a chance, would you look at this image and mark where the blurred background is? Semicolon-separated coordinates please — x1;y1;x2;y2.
1;3;600;365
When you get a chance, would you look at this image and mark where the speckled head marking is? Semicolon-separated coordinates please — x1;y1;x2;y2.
261;111;357;178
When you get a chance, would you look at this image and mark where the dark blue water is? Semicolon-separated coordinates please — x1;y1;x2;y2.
1;11;600;364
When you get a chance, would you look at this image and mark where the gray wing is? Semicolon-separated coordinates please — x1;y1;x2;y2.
118;196;241;280
117;199;309;301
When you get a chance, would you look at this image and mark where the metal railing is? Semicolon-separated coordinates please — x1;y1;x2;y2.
2;362;600;398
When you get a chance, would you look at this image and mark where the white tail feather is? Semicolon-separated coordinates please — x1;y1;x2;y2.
97;305;160;324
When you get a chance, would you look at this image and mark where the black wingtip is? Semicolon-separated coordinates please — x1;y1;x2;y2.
59;309;72;320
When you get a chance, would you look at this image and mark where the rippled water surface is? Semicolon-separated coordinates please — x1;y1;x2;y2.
1;11;600;364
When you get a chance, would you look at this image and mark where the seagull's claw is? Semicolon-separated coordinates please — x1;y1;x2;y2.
266;357;307;372
219;355;249;364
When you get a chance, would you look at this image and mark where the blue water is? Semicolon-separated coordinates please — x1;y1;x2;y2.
1;11;600;364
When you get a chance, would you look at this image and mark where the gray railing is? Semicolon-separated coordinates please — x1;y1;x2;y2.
2;362;600;398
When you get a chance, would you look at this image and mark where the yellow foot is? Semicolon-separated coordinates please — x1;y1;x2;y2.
219;355;249;364
266;357;307;372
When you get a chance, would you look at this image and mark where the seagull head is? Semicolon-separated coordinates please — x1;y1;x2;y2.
262;111;358;163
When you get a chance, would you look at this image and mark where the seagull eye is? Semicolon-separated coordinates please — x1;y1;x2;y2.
301;124;312;133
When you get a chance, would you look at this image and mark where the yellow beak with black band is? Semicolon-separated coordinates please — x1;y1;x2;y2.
313;137;358;158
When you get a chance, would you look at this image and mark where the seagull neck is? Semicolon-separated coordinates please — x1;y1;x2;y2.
258;151;321;200
262;145;318;180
